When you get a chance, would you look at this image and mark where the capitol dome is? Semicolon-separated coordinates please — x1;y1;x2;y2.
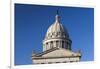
45;15;69;40
43;13;72;51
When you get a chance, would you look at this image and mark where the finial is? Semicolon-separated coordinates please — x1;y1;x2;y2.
55;9;60;23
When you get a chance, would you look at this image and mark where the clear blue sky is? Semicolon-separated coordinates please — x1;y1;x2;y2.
15;4;94;65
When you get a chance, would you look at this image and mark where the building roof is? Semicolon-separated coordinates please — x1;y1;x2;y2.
32;47;81;59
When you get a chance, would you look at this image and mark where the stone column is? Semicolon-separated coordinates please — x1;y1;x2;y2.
54;41;56;47
56;41;59;48
58;40;61;47
43;44;45;51
50;41;53;48
48;42;50;50
46;42;48;50
60;40;62;48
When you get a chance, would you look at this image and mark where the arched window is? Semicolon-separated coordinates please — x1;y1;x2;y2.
50;41;53;48
69;43;71;50
67;42;69;49
46;43;48;46
58;32;61;37
46;43;48;50
62;41;64;48
56;41;59;47
67;42;71;50
64;42;67;49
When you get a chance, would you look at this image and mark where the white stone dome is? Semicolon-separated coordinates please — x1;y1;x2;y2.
43;14;71;51
44;15;69;40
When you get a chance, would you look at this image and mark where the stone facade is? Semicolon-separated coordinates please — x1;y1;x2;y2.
33;57;80;64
